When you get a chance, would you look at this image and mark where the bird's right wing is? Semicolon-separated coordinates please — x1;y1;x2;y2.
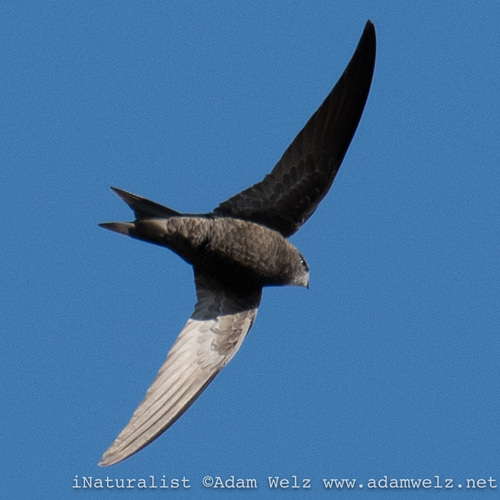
214;21;376;237
99;273;261;466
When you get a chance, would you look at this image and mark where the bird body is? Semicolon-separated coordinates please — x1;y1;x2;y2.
140;216;309;288
99;20;376;466
104;203;309;290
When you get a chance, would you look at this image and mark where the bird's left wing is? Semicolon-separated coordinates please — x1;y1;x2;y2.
99;273;261;466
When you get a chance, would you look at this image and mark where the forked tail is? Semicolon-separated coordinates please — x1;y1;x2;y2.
108;187;180;218
99;187;180;240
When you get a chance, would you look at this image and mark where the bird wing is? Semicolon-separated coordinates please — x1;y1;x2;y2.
214;21;376;237
99;272;261;466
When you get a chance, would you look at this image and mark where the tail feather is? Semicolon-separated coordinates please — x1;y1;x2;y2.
99;221;164;246
100;187;182;245
110;187;180;218
99;222;137;237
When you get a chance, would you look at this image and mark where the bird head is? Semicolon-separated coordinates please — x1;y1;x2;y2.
289;251;310;289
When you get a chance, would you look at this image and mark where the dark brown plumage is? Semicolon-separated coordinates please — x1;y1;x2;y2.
98;21;376;466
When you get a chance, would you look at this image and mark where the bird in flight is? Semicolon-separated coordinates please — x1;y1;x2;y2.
99;21;376;466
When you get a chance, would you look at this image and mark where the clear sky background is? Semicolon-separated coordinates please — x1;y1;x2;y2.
2;2;499;499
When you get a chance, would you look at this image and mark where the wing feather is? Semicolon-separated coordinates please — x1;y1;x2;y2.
214;21;376;236
99;273;261;466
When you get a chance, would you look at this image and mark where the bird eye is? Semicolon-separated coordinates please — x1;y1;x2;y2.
299;255;309;271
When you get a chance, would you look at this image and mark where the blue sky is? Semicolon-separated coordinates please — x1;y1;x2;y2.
2;2;499;498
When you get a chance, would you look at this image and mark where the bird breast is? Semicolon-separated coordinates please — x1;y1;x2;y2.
154;216;301;288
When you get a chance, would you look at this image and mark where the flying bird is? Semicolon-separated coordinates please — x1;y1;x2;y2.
99;21;376;466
